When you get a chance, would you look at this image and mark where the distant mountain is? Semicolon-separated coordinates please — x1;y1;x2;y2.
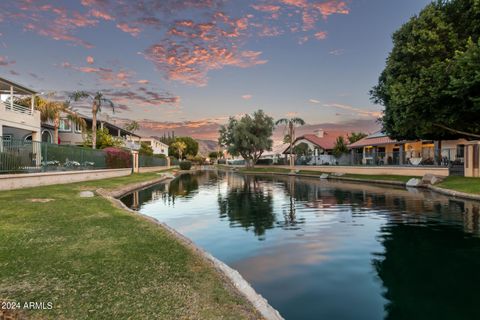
197;139;219;156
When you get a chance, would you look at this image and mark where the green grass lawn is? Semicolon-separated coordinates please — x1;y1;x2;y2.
0;172;258;320
437;176;480;195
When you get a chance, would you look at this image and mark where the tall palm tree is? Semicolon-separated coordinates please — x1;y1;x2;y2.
15;96;85;144
276;117;306;167
69;91;115;149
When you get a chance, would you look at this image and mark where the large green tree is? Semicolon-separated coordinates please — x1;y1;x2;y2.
169;137;198;159
218;110;274;167
371;0;480;140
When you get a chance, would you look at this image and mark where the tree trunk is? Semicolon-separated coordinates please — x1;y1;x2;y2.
289;123;294;167
53;115;59;145
92;104;97;149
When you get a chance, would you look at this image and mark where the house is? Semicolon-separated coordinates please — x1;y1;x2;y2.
127;136;169;156
282;129;347;165
41;113;141;148
0;77;41;143
348;131;468;167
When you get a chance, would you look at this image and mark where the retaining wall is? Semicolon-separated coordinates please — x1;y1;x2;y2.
0;168;132;191
258;165;449;177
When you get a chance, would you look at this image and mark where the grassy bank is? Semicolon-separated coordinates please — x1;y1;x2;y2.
217;165;480;195
437;176;480;195
0;172;259;319
227;166;415;183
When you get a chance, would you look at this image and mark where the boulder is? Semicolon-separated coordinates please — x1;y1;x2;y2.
332;172;345;177
320;173;329;179
406;178;423;187
422;174;445;185
79;191;95;198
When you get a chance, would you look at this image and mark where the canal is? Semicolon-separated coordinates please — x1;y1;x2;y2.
121;170;480;320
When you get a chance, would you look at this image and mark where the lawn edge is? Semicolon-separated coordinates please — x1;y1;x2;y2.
225;167;480;202
97;171;284;320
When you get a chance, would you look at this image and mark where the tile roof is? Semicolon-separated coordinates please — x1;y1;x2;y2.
348;133;398;148
283;132;345;153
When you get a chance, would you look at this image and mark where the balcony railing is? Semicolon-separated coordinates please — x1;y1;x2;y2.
4;102;33;115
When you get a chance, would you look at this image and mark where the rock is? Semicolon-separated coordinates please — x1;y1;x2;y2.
406;178;423;187
430;175;445;185
79;191;95;198
422;174;445;185
320;173;329;179
332;172;345;176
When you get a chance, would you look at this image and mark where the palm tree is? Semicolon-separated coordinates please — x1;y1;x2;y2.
15;96;85;144
276;117;306;167
69;91;115;149
171;141;187;160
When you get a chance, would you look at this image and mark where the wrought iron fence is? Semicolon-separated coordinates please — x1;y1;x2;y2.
138;154;168;167
0;137;130;173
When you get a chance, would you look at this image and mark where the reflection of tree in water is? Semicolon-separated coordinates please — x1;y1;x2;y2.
162;173;200;205
373;211;480;319
218;175;275;238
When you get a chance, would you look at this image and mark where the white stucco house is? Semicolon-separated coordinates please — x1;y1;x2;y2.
126;136;169;156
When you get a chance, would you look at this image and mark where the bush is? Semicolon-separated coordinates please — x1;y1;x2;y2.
104;147;131;168
179;160;192;170
256;158;273;165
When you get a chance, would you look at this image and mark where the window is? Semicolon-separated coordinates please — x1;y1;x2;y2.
59;118;71;132
456;145;465;158
2;135;13;144
74;122;82;133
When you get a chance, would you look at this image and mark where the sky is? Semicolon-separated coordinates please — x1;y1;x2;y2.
0;0;432;140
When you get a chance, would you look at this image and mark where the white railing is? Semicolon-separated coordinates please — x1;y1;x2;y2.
5;102;33;115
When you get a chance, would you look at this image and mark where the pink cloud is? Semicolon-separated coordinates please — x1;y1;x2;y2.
86;56;94;64
314;31;327;40
116;23;141;36
89;9;114;21
0;56;15;66
251;5;281;12
137;79;150;84
242;94;253;100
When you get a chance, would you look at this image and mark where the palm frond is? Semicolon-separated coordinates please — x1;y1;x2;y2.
275;118;288;125
69;91;90;101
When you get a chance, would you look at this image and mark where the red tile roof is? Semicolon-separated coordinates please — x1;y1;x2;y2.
348;136;398;148
283;132;345;153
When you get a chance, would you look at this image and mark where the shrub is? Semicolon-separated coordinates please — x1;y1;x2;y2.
256;158;273;165
179;160;192;170
104;147;131;168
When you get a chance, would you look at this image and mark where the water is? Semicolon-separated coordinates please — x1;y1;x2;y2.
121;171;480;320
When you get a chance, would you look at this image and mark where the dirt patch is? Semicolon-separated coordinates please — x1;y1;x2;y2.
27;199;55;203
0;301;27;319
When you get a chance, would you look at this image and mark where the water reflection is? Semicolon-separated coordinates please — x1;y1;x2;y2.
121;171;480;320
218;174;275;238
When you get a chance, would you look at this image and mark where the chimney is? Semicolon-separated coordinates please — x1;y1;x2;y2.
314;129;324;138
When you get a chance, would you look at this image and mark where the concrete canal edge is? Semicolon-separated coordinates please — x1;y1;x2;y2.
97;172;285;320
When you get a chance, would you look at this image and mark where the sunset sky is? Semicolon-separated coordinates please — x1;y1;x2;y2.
0;0;431;140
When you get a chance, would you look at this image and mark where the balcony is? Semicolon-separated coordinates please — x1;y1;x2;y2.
4;102;34;116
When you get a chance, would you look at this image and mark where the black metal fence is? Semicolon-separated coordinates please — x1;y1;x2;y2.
0;137;130;173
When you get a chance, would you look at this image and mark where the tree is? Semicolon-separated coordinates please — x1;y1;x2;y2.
276;117;306;167
124;120;140;133
333;136;349;158
348;132;368;144
371;0;480;140
69;91;115;149
169;137;198;159
208;151;222;159
293;142;310;156
83;128;123;149
171;140;187;160
139;142;154;156
15;95;85;144
218;110;274;168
